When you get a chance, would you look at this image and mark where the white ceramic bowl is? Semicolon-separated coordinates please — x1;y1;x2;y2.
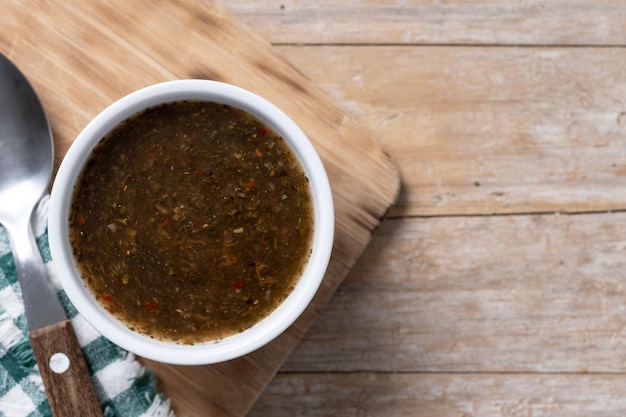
49;80;334;365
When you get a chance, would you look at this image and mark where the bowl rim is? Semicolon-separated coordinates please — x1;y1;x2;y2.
49;79;334;365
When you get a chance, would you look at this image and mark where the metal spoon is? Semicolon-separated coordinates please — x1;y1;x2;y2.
0;53;102;417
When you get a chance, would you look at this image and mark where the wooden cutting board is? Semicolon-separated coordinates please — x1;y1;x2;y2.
1;1;400;415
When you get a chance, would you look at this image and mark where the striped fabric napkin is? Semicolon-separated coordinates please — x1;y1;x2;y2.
0;196;175;417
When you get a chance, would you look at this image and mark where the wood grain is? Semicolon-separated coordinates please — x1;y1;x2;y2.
282;213;626;373
0;1;399;416
222;0;626;46
275;45;626;217
250;373;626;417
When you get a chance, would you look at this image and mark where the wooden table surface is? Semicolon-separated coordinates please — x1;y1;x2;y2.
221;1;626;416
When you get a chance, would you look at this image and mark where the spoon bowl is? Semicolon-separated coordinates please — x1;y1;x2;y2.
0;55;52;226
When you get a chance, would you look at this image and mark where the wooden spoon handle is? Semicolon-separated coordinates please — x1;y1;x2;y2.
30;319;103;417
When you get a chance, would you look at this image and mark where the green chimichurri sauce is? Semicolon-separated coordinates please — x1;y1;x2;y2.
70;101;314;344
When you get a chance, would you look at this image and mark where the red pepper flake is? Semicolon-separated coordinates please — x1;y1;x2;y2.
162;218;170;227
246;181;256;189
232;280;246;290
144;301;158;312
103;294;112;302
77;216;87;225
264;146;271;153
197;168;205;176
259;127;267;136
147;152;155;159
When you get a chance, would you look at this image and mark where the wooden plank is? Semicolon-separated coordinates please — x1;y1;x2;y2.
249;372;626;417
0;1;399;416
275;45;626;216
280;213;626;373
221;0;626;46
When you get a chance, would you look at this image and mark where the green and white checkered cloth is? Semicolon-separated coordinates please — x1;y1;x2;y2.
0;196;175;417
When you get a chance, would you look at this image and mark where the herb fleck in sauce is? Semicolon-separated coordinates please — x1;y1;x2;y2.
70;101;314;344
